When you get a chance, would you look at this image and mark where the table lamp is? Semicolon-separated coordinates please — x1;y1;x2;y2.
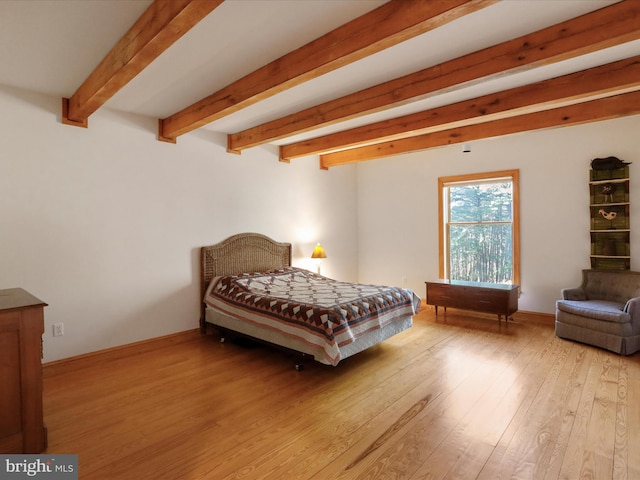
311;243;327;274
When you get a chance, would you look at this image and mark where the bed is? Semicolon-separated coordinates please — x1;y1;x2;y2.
200;233;421;368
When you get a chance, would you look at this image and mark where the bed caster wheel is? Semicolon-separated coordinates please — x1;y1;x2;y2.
295;363;304;371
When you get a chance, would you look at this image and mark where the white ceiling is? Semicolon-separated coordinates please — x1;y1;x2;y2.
1;0;638;147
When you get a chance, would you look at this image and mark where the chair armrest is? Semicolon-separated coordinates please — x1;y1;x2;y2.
624;297;640;317
562;287;586;301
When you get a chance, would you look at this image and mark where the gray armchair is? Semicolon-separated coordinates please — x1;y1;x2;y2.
555;269;640;355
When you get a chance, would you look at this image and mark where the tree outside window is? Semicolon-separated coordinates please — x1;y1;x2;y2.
438;170;520;285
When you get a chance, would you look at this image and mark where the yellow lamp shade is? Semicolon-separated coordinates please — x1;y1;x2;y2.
311;243;327;259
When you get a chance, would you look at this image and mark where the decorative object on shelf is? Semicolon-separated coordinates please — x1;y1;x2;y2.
311;242;327;274
589;156;630;270
601;183;616;202
599;208;617;222
591;156;631;170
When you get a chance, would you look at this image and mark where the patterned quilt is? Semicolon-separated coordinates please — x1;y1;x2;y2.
204;267;421;365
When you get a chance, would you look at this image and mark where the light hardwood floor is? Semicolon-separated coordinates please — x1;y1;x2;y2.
43;308;640;480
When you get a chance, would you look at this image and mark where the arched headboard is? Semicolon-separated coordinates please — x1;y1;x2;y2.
200;233;292;309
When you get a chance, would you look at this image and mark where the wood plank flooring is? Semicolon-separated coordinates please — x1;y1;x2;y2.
42;308;640;480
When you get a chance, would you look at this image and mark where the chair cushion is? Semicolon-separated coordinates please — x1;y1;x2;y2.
556;299;630;323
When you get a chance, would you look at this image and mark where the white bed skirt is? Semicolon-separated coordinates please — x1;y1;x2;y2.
204;306;412;366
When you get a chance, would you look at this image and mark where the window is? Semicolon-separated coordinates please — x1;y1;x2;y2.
438;170;520;285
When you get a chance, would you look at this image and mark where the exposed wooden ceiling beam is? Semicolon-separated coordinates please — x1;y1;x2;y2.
280;55;640;161
62;0;222;128
158;0;498;143
318;90;640;168
229;0;640;153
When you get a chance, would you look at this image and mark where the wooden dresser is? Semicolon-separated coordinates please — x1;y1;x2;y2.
425;279;518;321
0;288;48;453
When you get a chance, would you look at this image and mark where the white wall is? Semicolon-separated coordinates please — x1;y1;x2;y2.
0;85;359;362
356;115;640;314
3;83;638;362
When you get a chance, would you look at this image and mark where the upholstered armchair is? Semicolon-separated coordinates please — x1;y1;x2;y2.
555;269;640;355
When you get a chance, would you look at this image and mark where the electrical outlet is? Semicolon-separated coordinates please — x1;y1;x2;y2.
53;322;64;337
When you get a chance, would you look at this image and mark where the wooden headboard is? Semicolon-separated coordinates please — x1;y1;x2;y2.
200;232;292;308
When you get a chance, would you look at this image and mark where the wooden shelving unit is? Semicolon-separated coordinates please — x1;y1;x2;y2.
589;166;630;270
